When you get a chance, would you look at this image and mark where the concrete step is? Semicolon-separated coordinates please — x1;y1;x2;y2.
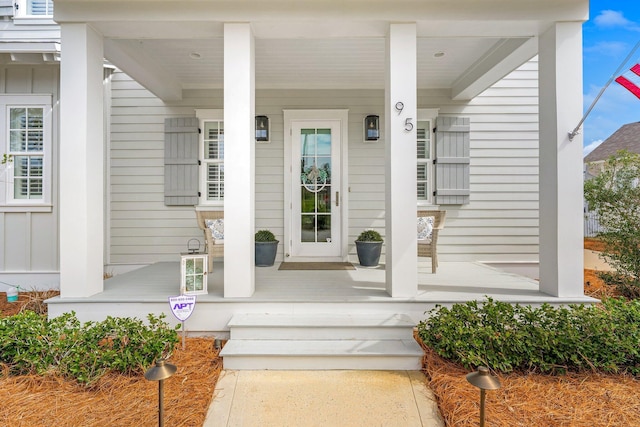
228;313;416;340
220;339;424;370
222;312;424;370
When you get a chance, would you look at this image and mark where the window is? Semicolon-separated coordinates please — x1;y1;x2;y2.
417;109;438;205
196;110;224;205
9;107;44;199
0;95;52;211
14;0;53;17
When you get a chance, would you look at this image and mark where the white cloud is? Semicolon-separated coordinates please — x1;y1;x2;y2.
584;139;603;157
594;10;640;31
584;41;629;57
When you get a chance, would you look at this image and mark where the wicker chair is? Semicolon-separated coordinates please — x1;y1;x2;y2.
195;210;224;272
417;210;447;273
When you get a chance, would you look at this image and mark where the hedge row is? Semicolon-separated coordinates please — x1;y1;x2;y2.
0;311;179;385
417;297;640;375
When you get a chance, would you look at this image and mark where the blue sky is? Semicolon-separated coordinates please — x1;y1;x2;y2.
583;0;640;156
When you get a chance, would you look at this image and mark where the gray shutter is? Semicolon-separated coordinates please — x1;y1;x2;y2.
164;117;199;206
434;116;470;205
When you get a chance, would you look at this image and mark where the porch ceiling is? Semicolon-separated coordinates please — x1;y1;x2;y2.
120;37;508;90
101;34;538;100
55;0;588;101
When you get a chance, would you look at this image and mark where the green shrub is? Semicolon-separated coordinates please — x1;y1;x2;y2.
598;271;640;299
417;297;640;376
356;230;383;242
0;311;179;385
584;150;640;296
255;230;277;242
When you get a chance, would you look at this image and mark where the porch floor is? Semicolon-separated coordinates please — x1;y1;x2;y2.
58;260;591;304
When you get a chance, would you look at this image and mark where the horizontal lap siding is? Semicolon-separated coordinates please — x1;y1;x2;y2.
0;65;59;272
109;74;220;264
421;59;539;262
0;22;59;41
110;78;386;264
110;59;539;265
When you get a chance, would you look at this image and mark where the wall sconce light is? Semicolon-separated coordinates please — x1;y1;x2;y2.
255;115;269;143
364;115;379;142
466;366;502;427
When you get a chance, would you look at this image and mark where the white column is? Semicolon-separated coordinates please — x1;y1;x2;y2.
59;24;104;297
223;23;255;297
538;22;584;297
385;23;418;297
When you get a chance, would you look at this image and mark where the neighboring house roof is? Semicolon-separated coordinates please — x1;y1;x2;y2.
584;122;640;163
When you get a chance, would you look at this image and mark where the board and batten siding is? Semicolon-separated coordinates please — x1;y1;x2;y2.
0;65;60;277
108;59;539;266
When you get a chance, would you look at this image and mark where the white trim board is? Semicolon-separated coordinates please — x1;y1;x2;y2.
283;109;349;262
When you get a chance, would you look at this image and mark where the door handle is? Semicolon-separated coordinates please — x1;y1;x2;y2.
336;191;339;207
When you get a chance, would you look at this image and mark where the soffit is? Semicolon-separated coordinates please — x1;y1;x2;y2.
134;37;501;90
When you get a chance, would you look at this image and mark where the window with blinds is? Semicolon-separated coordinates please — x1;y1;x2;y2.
416;119;432;203
1;95;51;210
28;0;53;15
202;120;224;203
8;107;44;200
15;0;53;17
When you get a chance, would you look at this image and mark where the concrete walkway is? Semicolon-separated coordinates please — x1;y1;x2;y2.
584;249;614;271
202;255;610;427
203;370;445;427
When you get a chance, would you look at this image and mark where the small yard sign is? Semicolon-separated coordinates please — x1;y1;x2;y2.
169;295;197;350
169;295;197;321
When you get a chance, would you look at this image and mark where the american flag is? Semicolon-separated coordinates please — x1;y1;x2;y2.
615;64;640;99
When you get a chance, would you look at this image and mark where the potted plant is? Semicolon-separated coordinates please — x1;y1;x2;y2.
355;229;383;267
255;230;279;267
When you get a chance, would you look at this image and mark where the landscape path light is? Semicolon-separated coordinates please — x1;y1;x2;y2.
466;366;502;427
144;359;177;427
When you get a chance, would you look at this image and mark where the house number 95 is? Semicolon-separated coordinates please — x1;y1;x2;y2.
394;101;413;132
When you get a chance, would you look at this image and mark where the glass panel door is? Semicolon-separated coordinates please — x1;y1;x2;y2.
291;120;341;258
300;128;332;243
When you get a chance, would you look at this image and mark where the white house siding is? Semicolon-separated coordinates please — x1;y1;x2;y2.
423;59;540;262
108;74;221;266
108;59;538;267
0;20;59;43
0;64;60;283
0;0;12;16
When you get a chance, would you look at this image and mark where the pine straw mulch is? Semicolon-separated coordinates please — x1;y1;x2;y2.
0;337;222;426
421;242;640;427
421;343;640;427
584;237;607;253
0;290;60;317
0;292;222;427
583;237;623;300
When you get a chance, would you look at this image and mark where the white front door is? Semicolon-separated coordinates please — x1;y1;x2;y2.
284;110;348;261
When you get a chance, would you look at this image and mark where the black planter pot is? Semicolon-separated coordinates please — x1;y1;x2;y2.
255;241;279;267
355;241;382;267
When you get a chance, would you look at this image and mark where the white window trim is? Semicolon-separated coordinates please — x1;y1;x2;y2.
13;0;54;22
417;108;439;207
195;109;224;207
0;94;52;212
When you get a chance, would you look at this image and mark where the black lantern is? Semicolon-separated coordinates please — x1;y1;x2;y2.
364;115;379;141
255;115;269;142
